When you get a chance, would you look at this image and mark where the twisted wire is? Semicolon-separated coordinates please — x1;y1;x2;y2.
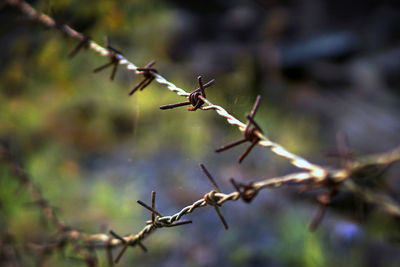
2;139;400;262
95;147;400;249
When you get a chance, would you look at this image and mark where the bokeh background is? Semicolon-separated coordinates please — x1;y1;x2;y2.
1;0;400;266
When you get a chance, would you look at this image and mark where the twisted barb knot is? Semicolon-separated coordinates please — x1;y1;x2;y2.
159;76;214;111
136;66;158;78
187;76;215;111
188;89;205;111
244;126;261;144
129;60;158;95
152;216;170;228
232;180;258;203
241;187;258;202
203;190;221;207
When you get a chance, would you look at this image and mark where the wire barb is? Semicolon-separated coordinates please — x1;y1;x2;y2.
129;60;158;95
230;178;258;203
151;191;156;223
109;230;146;263
215;95;263;163
93;37;123;80
138;192;193;229
199;164;229;229
69;34;90;58
160;76;215;111
137;199;163;218
309;189;338;231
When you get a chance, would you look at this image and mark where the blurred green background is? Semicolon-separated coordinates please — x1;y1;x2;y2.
1;0;400;266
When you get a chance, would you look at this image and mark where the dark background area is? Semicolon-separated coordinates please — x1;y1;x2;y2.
1;0;400;266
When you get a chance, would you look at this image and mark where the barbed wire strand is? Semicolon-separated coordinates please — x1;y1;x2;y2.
0;145;99;266
6;0;326;178
4;0;400;264
2;144;400;254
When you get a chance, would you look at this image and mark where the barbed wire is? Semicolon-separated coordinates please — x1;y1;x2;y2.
2;143;400;265
5;0;325;177
3;0;400;265
0;145;100;266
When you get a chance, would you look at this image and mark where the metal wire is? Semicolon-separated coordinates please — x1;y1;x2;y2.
2;144;400;253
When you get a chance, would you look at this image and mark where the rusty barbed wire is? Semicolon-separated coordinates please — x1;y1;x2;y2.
0;146;66;231
160;76;215;111
6;0;326;178
4;0;400;264
2;144;400;265
129;60;158;95
215;95;263;163
93;37;123;81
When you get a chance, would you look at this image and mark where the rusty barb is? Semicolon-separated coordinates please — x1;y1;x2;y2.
69;34;90;58
199;164;229;229
109;229;146;264
109;191;192;264
93;37;123;80
129;60;158;95
308;189;338;231
230;178;259;203
216;95;263;163
160;76;215;111
137;191;193;228
306;132;353;231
